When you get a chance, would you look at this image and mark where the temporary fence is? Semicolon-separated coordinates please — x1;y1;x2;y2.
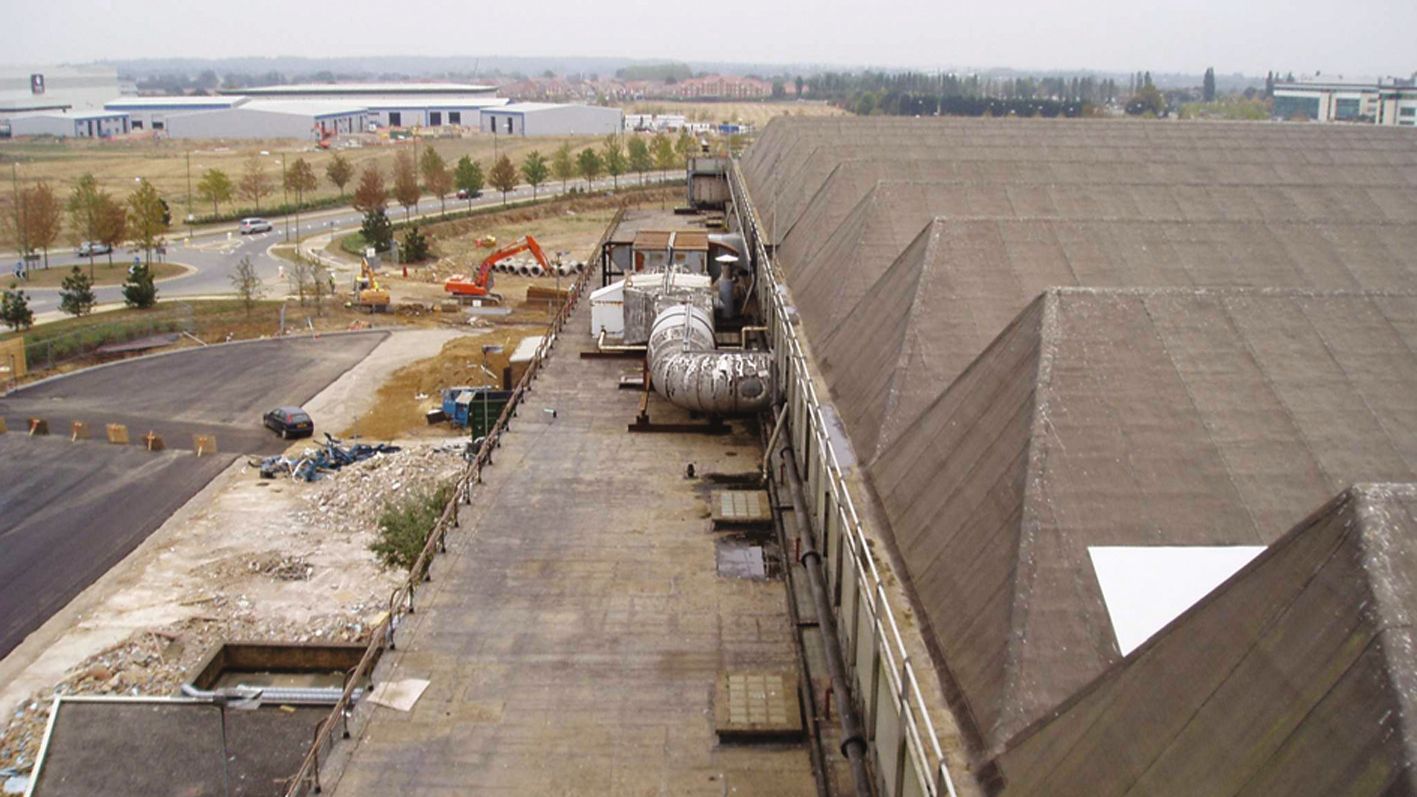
280;210;622;797
730;163;959;797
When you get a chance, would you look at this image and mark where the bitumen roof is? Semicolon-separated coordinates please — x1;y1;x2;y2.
30;698;329;797
864;287;1417;755
742;117;1417;244
742;118;1417;787
993;482;1417;795
807;186;1417;459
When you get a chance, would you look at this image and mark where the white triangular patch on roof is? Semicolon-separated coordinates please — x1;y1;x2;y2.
1089;546;1266;656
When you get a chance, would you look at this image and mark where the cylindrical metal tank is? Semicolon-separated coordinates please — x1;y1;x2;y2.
648;303;773;414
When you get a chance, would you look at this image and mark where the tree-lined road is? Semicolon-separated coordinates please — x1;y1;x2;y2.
12;172;680;317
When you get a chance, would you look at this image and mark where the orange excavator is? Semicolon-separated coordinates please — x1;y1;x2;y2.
444;235;550;303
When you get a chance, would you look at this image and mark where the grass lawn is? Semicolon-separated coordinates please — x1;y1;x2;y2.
12;261;186;289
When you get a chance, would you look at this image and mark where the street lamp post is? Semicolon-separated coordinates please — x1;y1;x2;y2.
280;153;290;243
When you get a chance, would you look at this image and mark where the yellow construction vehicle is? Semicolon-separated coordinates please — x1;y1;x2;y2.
354;258;391;313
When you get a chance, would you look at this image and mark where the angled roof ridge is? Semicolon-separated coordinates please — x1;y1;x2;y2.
996;482;1417;757
867;221;953;462
991;290;1065;747
1352;483;1417;767
1048;286;1417;300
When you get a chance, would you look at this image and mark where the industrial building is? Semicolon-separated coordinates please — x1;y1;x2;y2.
5;110;130;138
1273;77;1417;125
736;116;1417;795
480;103;624;136
104;96;246;131
0;64;120;117
158;100;369;140
218;82;509;128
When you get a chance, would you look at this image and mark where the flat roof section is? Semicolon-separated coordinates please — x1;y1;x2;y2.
231;82;497;96
31;698;329;797
324;301;814;794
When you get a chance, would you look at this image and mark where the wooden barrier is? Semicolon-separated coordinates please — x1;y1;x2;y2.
144;431;165;451
70;421;90;442
192;434;217;457
107;424;130;445
0;417;6;434
28;418;48;436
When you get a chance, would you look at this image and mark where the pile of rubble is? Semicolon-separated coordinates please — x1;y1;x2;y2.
295;442;468;534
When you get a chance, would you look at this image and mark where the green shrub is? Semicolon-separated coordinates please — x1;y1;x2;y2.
369;482;454;570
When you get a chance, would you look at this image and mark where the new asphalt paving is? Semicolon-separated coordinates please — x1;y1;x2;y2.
0;331;387;659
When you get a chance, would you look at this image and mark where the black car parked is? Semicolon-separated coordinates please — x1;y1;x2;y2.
263;406;314;439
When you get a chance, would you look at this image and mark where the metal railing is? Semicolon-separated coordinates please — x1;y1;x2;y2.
280;213;618;797
730;164;959;797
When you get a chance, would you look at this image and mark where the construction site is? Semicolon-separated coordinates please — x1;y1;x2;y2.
2;115;1417;797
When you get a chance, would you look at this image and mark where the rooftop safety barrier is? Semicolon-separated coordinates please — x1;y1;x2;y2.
730;162;960;797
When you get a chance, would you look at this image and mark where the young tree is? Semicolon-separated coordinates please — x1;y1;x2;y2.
286;255;314;306
521;151;549;200
94;194;127;270
0;284;34;331
23;182;63;269
121;262;158;308
551;143;576;193
627;138;652;186
309;260;332;318
652;133;677;178
488;155;518;205
601;135;626;190
229;255;264;316
675;131;695;165
284;158;318;206
392;151;421;221
352;165;387;214
284;157;318;241
59;267;96;317
1202;67;1217;103
238;155;274;211
325;152;354;197
67;174;103;257
403;226;431;261
577;148;604;188
453;156;484;209
360;209;393;253
420;147;453;216
195;168;234;216
126;179;168;264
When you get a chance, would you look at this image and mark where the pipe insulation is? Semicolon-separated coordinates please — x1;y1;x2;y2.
647;303;774;414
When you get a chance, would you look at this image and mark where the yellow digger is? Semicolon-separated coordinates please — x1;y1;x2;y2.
354;258;391;313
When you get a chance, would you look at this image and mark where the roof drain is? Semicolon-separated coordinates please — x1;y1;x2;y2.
647;302;773;414
779;436;874;797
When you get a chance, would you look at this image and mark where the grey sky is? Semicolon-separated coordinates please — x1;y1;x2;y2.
2;0;1414;77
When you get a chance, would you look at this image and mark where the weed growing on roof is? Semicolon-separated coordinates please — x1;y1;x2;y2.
369;481;455;570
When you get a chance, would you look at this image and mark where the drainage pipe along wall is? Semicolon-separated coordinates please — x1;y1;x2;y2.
647;303;773;414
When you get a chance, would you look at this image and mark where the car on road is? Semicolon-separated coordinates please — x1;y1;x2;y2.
239;217;273;235
263;406;314;439
456;188;481;200
77;241;112;256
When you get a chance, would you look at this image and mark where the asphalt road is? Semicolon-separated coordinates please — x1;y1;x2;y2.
0;331;388;659
12;173;679;316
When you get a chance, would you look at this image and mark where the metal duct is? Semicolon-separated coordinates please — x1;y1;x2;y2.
648;303;773;414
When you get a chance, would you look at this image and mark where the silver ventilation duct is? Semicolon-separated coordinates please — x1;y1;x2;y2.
647;303;773;414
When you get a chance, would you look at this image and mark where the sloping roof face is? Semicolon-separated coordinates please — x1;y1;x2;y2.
993;483;1417;796
742;117;1417;243
809;191;1417;459
866;289;1417;753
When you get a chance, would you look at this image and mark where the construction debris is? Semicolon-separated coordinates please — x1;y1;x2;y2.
254;434;402;481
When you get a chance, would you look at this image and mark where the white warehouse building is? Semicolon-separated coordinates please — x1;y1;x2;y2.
480;103;624;136
225;82;507;129
7;110;130;138
161;100;369;140
104;96;245;132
